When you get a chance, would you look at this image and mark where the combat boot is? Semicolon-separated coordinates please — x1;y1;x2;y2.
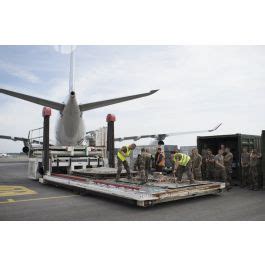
116;175;120;182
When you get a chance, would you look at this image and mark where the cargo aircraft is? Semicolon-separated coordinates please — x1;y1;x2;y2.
0;47;221;152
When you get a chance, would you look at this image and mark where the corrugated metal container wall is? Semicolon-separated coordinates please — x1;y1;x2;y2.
197;134;261;186
261;130;265;188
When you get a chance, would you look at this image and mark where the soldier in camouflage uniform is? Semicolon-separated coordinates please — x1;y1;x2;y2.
170;151;177;171
191;148;202;180
249;149;261;191
206;149;215;180
220;144;225;153
201;145;208;180
224;147;233;190
214;149;227;185
144;148;152;180
241;147;250;188
134;148;148;183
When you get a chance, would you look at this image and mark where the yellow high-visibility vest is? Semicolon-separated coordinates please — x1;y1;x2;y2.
117;146;132;162
173;153;190;166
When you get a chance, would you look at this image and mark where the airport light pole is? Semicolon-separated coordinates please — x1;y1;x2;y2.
42;107;52;175
106;114;116;168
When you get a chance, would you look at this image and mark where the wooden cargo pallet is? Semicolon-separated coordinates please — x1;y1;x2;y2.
72;167;138;178
41;173;226;207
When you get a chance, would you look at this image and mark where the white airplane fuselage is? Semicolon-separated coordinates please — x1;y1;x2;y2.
0;48;158;151
55;91;85;146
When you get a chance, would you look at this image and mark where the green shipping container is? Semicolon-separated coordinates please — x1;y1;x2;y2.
260;130;265;189
197;134;261;186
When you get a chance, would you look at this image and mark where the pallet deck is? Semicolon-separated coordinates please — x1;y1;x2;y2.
72;167;138;178
41;172;226;207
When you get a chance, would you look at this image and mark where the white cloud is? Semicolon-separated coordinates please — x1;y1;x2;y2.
0;59;40;83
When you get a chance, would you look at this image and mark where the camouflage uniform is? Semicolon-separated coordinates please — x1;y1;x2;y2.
224;151;233;188
249;154;259;190
144;152;152;180
191;153;202;180
214;154;226;182
206;154;215;180
201;149;208;180
170;153;176;171
134;154;146;182
241;152;250;187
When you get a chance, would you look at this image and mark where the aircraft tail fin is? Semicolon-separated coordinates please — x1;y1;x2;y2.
69;46;75;93
0;88;64;111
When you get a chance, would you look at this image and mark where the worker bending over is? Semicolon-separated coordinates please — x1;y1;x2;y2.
173;151;195;184
116;143;136;182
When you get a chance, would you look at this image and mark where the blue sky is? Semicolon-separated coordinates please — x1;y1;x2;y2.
1;45;265;152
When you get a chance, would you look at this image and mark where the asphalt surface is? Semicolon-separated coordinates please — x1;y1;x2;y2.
0;162;265;221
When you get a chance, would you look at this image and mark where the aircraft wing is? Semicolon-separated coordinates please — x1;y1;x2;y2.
79;90;158;112
114;123;222;142
0;135;28;143
0;88;65;111
0;135;43;145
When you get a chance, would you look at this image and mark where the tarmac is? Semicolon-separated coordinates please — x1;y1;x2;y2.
0;161;265;221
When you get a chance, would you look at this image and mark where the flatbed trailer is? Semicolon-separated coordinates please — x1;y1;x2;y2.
39;172;226;207
28;113;226;207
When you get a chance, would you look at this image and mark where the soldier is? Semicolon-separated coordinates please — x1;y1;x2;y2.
224;147;233;190
144;148;152;180
205;149;215;180
220;144;225;153
116;143;136;182
249;149;261;191
241;147;250;188
173;151;195;184
191;148;202;180
134;148;147;183
214;149;227;186
170;151;177;171
155;147;165;172
201;145;208;180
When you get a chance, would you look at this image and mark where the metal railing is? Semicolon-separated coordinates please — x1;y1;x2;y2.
27;127;44;153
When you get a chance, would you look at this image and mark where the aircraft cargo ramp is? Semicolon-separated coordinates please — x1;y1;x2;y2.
40;171;226;207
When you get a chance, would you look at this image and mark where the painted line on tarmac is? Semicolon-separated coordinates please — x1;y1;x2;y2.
0;185;37;197
0;194;79;205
